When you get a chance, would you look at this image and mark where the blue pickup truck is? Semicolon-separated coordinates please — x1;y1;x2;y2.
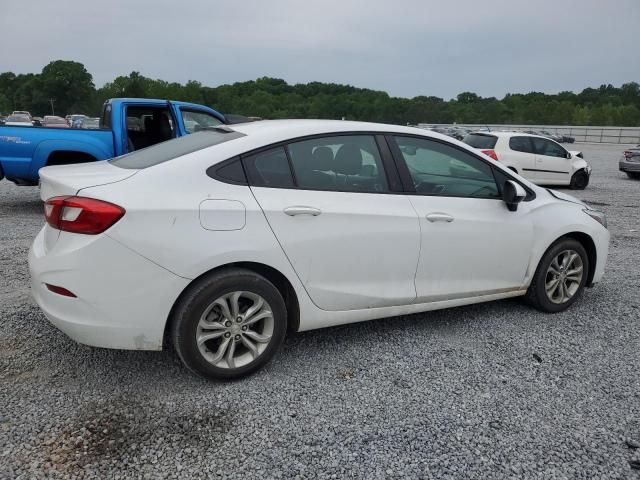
0;98;226;185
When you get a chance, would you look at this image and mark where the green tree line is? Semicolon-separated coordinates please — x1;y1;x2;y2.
1;60;639;126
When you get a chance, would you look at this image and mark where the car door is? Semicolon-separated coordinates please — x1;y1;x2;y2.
177;107;224;134
388;135;534;302
246;134;421;311
530;137;571;184
504;136;538;180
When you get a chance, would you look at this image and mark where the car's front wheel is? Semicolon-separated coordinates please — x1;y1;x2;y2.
569;170;589;190
171;269;287;380
525;238;589;313
626;172;640;180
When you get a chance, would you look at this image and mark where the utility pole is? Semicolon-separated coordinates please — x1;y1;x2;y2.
49;98;55;115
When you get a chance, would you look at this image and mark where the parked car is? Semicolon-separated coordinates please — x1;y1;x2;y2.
42;116;69;128
619;146;640;179
463;131;591;189
29;120;610;379
12;110;32;119
560;134;575;144
4;114;33;127
0;98;226;185
32;116;44;127
78;117;101;129
68;114;88;127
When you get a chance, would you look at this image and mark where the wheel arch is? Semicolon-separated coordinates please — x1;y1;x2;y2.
554;231;597;287
163;261;300;348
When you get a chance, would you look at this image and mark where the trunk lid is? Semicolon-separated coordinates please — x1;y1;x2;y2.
39;160;138;200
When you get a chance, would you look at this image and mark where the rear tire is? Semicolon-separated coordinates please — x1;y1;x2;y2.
569;170;589;190
525;238;589;313
171;268;287;380
626;172;640;180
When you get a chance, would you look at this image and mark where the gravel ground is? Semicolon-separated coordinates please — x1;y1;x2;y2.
1;143;639;479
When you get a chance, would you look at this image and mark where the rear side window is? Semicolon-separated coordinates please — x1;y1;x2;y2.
509;136;534;153
287;135;388;193
243;147;295;188
110;129;245;169
463;134;497;149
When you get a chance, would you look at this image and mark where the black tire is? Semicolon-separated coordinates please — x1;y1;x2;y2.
171;268;287;380
569;170;589;190
626;172;640;180
525;238;589;313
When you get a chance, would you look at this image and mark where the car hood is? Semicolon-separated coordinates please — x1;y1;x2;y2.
547;188;587;207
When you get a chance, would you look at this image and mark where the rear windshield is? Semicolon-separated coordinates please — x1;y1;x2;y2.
462;133;498;149
110;128;246;169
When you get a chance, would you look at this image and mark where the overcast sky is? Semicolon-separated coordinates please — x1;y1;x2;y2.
2;0;638;99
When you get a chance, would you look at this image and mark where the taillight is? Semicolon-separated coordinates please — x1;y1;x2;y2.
624;150;635;159
44;196;125;234
481;149;499;161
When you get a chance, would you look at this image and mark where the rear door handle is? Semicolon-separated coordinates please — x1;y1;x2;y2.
426;212;454;223
283;206;322;216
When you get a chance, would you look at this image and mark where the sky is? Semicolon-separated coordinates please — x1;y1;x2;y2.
1;0;639;100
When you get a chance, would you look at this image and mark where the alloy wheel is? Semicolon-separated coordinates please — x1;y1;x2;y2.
196;291;274;369
544;250;584;304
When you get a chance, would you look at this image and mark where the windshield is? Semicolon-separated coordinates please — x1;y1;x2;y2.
110;128;246;169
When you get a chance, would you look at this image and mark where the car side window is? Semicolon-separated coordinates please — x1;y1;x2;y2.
509;136;534;154
392;136;500;199
287;135;388;193
243;147;295;188
181;109;223;133
531;137;566;158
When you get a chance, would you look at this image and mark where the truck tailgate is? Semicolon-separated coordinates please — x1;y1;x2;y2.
39;161;138;200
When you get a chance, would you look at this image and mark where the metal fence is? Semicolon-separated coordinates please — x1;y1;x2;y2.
416;124;640;145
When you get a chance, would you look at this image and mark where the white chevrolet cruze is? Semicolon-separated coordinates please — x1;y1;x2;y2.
29;120;609;379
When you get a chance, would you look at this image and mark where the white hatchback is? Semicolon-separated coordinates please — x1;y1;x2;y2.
29;120;609;379
463;131;591;189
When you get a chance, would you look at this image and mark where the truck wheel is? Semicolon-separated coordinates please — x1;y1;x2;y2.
569;170;589;190
626;172;640;180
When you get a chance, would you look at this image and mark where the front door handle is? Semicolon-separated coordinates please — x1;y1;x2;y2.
283;206;322;216
426;212;454;223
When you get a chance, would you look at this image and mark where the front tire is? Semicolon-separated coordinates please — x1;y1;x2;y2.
626;172;640;180
569;170;589;190
171;268;287;380
525;238;589;313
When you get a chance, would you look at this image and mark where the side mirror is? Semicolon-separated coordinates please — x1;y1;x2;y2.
565;151;572;159
503;180;526;212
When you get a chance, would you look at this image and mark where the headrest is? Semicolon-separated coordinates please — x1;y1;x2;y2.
334;144;362;175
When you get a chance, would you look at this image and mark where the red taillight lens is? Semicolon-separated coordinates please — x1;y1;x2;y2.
481;149;499;161
44;196;125;234
623;150;635;159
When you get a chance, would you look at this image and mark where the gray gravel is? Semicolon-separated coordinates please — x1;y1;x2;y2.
1;143;639;479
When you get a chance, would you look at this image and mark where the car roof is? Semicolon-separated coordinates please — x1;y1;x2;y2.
467;130;543;139
230;119;443;144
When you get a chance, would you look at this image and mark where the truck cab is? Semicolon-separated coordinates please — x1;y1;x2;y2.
0;98;226;185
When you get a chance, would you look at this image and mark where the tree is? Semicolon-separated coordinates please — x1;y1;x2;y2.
39;60;95;114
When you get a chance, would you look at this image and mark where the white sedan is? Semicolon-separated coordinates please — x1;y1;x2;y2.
463;131;591;189
29;120;609;379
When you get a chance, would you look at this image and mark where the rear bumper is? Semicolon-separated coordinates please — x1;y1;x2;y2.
619;159;640;172
29;227;190;350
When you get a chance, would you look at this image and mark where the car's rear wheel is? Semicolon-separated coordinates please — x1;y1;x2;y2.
569;170;589;190
525;238;589;313
626;172;640;180
171;268;287;380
